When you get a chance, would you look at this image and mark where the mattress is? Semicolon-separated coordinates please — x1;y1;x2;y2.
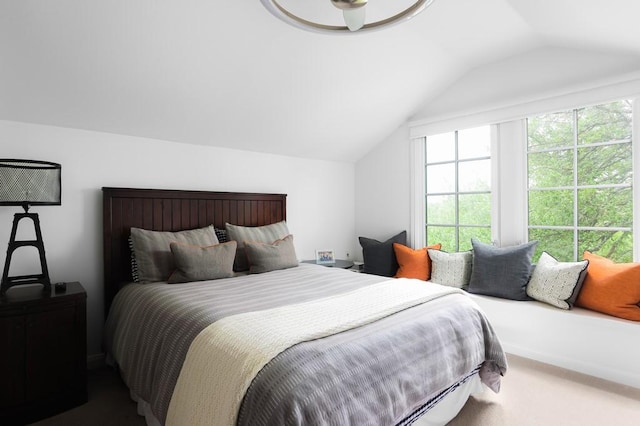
104;263;507;425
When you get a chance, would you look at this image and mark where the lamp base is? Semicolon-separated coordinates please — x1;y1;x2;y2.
1;212;51;295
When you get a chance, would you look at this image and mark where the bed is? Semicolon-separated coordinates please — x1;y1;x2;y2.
102;187;507;426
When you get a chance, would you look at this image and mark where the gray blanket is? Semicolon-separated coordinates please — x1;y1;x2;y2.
104;264;507;425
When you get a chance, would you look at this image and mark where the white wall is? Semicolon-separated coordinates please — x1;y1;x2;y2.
355;124;412;252
411;46;640;134
0;120;356;357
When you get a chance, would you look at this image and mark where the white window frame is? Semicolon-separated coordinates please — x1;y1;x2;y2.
410;91;640;261
634;99;640;261
422;128;493;251
412;122;527;250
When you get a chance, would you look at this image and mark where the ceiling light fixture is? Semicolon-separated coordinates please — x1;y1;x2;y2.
260;0;435;34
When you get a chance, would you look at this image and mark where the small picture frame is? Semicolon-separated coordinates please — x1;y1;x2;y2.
315;249;335;264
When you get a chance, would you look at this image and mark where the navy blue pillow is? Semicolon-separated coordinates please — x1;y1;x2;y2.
467;239;538;300
359;231;407;277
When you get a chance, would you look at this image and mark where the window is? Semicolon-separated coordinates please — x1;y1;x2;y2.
527;100;633;262
425;126;492;251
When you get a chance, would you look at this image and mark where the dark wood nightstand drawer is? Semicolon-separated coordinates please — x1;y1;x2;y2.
0;282;87;425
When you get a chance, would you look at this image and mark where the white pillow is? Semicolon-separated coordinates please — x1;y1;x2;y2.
526;252;589;309
428;249;472;289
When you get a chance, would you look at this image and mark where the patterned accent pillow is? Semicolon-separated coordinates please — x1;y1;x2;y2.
129;236;140;283
358;231;407;277
129;225;219;283
244;234;299;274
226;221;290;272
214;228;228;243
428;249;473;289
526;252;589;309
167;241;237;284
467;239;538;300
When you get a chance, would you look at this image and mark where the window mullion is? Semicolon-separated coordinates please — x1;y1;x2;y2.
573;108;579;261
632;98;640;262
454;131;460;251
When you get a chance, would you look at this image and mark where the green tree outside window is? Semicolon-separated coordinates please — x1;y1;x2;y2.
527;100;633;262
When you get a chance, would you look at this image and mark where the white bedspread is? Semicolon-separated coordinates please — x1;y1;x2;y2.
166;278;462;426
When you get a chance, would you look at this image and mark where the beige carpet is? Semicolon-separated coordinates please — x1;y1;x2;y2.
31;354;640;426
450;354;640;426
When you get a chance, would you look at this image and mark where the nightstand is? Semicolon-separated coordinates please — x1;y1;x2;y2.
0;282;87;425
302;259;355;269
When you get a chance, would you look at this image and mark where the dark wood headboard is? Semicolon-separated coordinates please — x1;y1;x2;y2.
102;187;287;316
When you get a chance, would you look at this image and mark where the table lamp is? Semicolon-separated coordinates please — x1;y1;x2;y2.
0;159;61;294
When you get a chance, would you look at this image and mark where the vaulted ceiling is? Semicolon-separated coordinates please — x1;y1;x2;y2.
1;1;639;162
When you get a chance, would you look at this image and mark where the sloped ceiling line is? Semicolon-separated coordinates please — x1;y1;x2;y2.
1;1;639;162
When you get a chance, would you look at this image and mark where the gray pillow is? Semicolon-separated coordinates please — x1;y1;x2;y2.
167;241;237;284
130;225;219;283
526;252;589;309
226;221;290;271
428;249;473;289
244;234;298;274
358;231;407;277
467;239;538;300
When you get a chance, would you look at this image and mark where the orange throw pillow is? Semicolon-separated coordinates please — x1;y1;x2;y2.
576;251;640;321
393;243;442;281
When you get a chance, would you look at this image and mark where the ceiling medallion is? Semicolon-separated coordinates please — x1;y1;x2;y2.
260;0;435;34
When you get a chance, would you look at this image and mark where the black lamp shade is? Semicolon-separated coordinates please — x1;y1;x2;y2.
0;159;61;207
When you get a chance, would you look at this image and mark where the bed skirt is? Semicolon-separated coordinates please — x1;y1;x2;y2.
127;371;486;426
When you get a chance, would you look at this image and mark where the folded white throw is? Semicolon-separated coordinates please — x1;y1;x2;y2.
166;278;463;426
